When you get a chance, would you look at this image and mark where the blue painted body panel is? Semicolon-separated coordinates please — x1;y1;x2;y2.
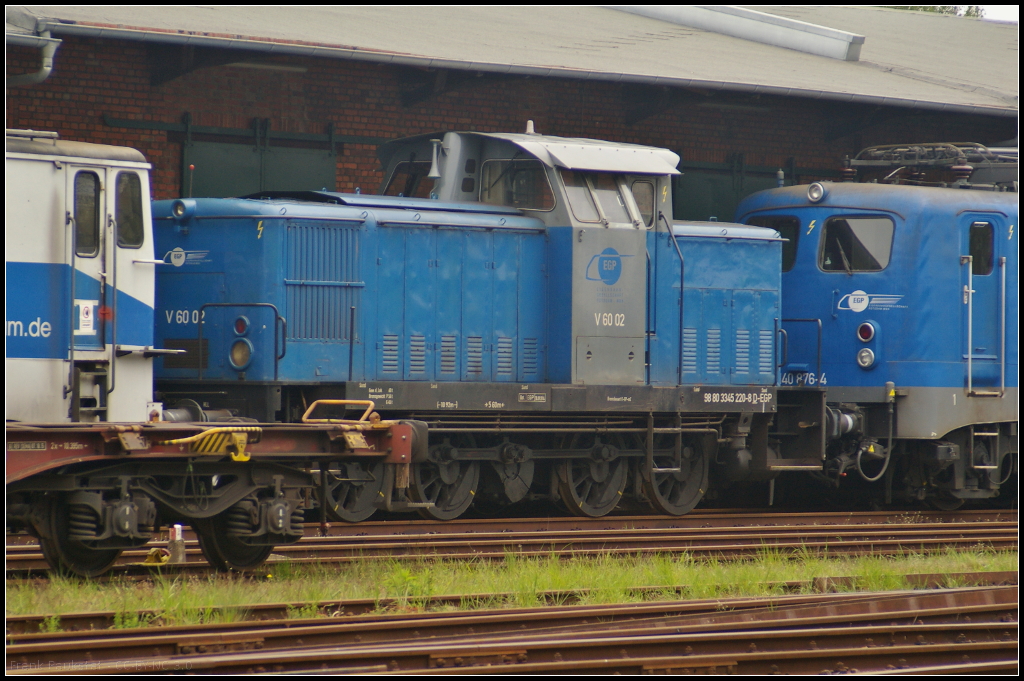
153;194;782;391
153;197;548;384
646;228;780;386
736;183;1018;391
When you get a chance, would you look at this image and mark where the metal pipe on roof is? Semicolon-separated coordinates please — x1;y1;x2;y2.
34;22;1017;119
6;31;62;86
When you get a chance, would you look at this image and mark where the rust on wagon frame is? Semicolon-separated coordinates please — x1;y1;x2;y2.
5;419;408;485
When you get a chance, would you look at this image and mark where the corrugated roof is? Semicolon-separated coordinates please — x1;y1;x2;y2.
7;5;1017;116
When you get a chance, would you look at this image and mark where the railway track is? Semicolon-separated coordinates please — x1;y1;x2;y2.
6;586;1017;675
5;571;1017;635
6;510;1017;577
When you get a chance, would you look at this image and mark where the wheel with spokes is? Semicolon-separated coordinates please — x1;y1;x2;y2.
321;459;385;522
194;516;274;571
409;458;480;520
641;439;709;516
37;496;122;578
557;457;628;517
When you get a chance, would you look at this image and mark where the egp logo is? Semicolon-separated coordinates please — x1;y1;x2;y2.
169;248;186;267
837;290;904;312
585;247;633;286
847;290;869;313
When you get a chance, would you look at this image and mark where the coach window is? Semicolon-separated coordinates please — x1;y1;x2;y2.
969;222;993;275
820;216;894;273
630;180;655;228
480;159;555;211
74;171;100;257
115;172;144;248
747;215;799;272
383;161;433;198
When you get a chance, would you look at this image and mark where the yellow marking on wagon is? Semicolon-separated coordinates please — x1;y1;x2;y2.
157;426;262;462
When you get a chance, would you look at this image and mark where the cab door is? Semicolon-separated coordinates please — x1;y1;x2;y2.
67;166;108;352
960;214;1004;395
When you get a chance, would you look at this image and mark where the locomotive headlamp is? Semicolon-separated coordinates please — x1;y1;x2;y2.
229;338;253;370
234;316;250;335
170;199;196;220
857;322;875;342
807;182;828;203
856;347;875;368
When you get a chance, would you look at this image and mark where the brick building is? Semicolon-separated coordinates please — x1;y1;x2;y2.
7;6;1017;219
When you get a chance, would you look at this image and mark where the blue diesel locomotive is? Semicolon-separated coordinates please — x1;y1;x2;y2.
153;129;792;520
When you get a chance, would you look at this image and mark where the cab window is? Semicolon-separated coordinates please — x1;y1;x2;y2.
115;172;144;248
630;180;655;228
383;161;433;198
820;216;894;272
74;171;100;257
969;222;993;275
480;159;555;210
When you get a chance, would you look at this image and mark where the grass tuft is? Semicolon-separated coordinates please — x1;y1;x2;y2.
7;548;1016;626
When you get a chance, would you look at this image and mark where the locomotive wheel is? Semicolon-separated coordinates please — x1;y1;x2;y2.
37;496;122;578
642;440;709;516
194;517;274;571
557;458;628;517
322;460;385;523
409;459;480;521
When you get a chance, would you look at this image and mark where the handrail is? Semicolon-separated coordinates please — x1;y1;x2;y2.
660;212;685;385
197;302;286;381
302;399;376;423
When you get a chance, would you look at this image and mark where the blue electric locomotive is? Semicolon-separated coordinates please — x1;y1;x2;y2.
736;144;1017;508
153;129;793;520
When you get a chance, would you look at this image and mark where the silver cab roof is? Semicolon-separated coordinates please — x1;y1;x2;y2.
380;131;681;175
6;130;148;165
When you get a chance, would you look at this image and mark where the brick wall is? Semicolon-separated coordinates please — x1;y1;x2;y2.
8;36;1016;200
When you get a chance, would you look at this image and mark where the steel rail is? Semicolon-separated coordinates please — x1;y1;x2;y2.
5;588;1016;674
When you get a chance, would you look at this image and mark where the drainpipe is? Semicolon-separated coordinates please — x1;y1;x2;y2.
7;31;62;86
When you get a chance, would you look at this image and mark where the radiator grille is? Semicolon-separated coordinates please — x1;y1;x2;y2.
682;328;698;375
409;335;426;374
466;337;483;375
381;334;399;374
496;337;513;377
735;329;750;375
440;336;457;374
522;338;538;376
759;329;774;375
285;222;360;340
706;329;721;376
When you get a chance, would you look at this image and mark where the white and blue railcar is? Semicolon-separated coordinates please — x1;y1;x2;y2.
6;130;162;423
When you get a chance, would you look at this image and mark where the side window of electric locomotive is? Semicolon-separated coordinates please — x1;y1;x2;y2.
115;172;144;248
747;216;799;272
630;180;655;228
969;222;994;275
74;171;100;257
560;170;600;222
820;216;894;272
479;159;555;210
383;161;433;198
